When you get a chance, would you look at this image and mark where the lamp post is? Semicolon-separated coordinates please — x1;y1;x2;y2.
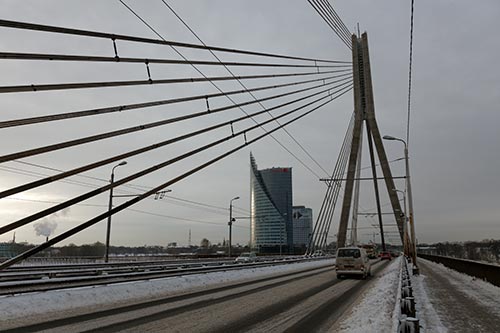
105;161;127;263
393;188;409;256
228;196;240;257
383;135;418;272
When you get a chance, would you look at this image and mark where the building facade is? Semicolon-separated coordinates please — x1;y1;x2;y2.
292;206;313;247
250;153;293;253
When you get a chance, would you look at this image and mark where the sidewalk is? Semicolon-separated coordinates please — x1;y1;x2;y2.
412;258;500;332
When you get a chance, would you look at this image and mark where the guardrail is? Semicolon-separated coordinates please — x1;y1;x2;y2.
397;257;420;333
418;253;500;287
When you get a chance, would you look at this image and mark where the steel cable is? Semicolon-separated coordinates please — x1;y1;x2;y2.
120;0;330;181
7;160;250;216
312;0;351;44
406;0;415;146
0;51;349;68
0;86;352;268
307;0;351;50
0;19;349;64
317;0;352;40
0;69;342;94
0;71;351;129
0;77;352;164
0;82;351;202
307;111;354;253
306;111;354;254
161;0;334;179
0;84;353;227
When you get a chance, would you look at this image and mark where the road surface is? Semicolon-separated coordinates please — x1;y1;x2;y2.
3;260;390;332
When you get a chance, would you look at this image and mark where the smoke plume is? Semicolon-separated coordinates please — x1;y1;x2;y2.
33;208;70;238
34;220;58;237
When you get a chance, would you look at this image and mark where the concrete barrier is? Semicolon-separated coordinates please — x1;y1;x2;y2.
418;253;500;287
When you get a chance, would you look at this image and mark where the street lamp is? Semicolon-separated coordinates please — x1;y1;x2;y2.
228;196;240;257
383;135;418;273
393;188;409;256
105;161;127;263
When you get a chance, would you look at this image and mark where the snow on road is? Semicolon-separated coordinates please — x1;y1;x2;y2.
10;256;492;333
335;257;401;333
412;258;500;333
0;259;333;326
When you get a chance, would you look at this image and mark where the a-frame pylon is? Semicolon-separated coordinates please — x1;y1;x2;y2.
337;33;405;249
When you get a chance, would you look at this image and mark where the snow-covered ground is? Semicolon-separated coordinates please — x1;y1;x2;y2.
336;257;402;333
1;257;420;332
412;258;500;333
0;259;334;324
411;263;447;333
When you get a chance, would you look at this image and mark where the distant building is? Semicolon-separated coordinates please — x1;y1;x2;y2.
250;153;293;253
0;243;14;258
292;206;313;247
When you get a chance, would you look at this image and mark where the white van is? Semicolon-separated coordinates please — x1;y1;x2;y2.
335;247;371;279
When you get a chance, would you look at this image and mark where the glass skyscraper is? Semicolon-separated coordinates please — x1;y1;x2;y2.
292;206;313;247
250;153;293;253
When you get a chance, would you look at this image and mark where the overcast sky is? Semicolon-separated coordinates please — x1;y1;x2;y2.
0;0;499;248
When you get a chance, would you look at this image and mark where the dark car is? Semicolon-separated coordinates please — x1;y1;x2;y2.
379;251;392;260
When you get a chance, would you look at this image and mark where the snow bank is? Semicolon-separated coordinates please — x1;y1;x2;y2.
0;259;333;323
336;258;401;333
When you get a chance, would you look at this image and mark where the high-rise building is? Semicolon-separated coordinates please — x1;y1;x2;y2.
250;153;293;253
292;206;313;247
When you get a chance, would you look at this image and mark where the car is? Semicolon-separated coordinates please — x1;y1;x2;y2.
379;251;392;260
335;247;372;279
235;252;258;263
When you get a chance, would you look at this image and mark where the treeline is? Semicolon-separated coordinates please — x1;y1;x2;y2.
0;239;249;258
59;242;167;257
418;239;500;264
1;242;166;258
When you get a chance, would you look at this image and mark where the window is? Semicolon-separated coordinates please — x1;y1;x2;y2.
337;249;360;258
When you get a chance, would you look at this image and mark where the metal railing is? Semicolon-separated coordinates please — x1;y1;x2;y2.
398;257;420;332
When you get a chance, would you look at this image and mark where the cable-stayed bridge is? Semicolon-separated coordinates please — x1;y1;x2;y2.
1;2;499;332
0;4;363;269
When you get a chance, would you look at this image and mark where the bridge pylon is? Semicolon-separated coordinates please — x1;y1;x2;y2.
336;33;406;252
